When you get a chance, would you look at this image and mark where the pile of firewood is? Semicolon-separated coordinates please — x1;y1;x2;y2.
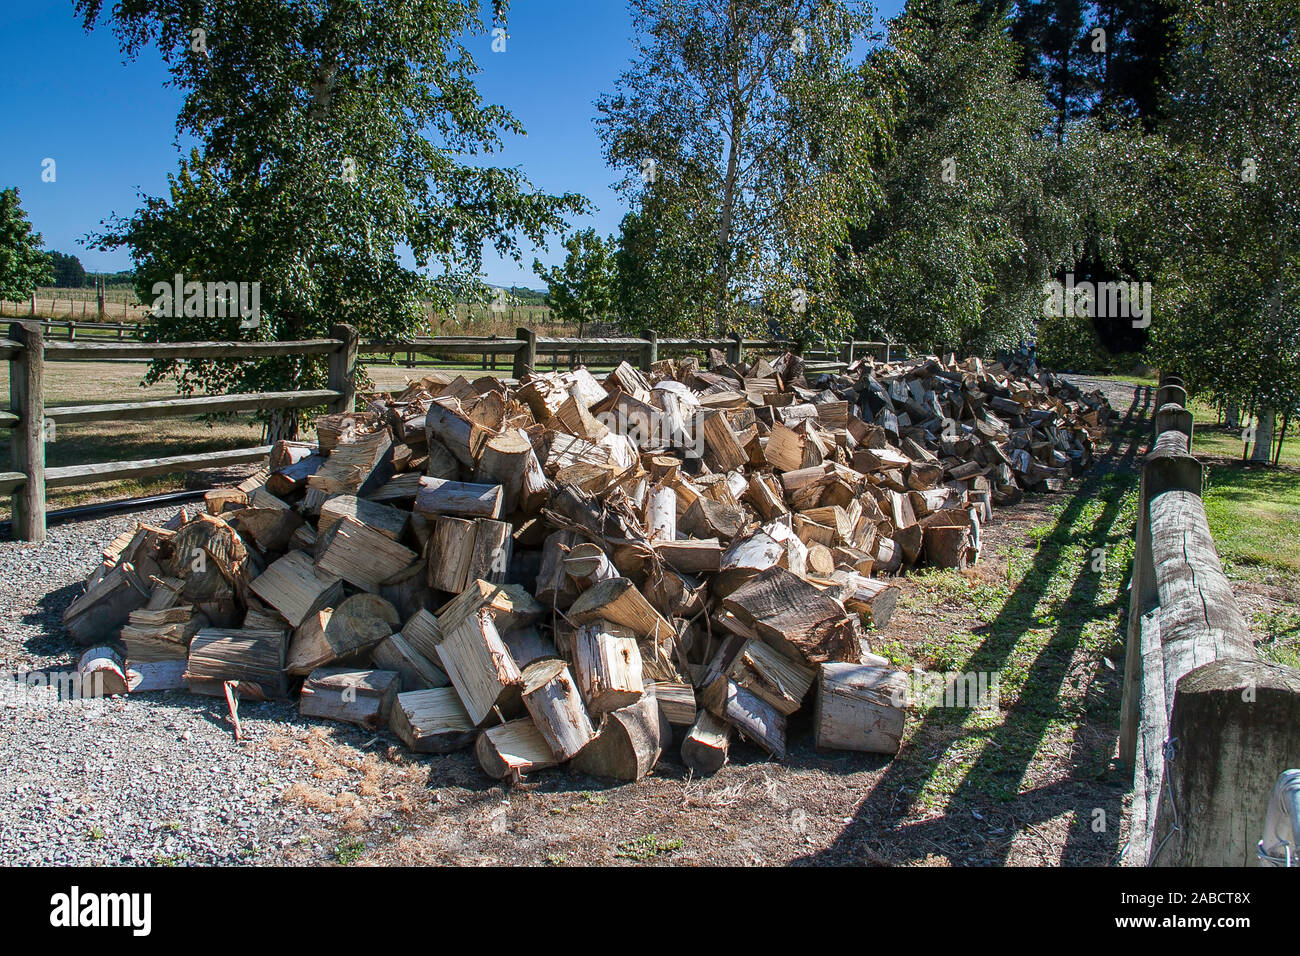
61;349;1111;781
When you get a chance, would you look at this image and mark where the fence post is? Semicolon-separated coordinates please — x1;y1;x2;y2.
840;339;855;366
8;321;46;542
513;327;537;380
328;323;359;415
1156;658;1300;866
639;329;658;371
726;332;742;365
1119;398;1203;768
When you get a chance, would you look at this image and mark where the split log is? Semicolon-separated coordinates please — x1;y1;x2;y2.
427;515;476;593
414;477;505;520
814;660;909;754
467;518;512;585
721;567;858;665
727;638;816;715
520;659;595;761
370;632;450;691
647;680;697;727
316;516;418;592
185;627;288;699
570;694;669;782
473;429;537;514
318;494;410;544
249;550;343;628
431;606;523;725
436;579;543;637
476;718;559;780
125;659;188;693
299;668;400;730
285;594;398;676
681;708;731;775
723;681;787;758
653;538;723;574
308;428;392;496
568;577;674;645
390;687;476;754
573;620;645;716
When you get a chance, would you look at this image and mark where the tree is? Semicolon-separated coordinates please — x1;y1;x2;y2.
1146;0;1300;462
48;251;88;288
533;229;618;332
596;0;887;338
614;181;719;337
0;188;53;301
840;0;1083;354
78;0;586;437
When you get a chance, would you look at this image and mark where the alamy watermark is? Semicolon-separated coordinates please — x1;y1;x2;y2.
894;667;1001;711
1043;273;1151;329
1;667;110;710
151;272;261;329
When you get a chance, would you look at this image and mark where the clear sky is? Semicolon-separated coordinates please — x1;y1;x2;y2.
0;0;904;288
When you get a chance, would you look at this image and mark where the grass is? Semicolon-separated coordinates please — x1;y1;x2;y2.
1203;464;1300;576
613;834;683;862
332;837;366;865
882;472;1138;813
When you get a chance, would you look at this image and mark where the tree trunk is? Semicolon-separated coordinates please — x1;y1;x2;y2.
1251;406;1275;462
1224;399;1239;429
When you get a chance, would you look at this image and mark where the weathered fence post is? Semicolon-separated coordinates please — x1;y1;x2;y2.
726;332;742;366
513;327;537;380
1156;659;1300;866
328;323;359;415
8;321;46;542
639;329;658;371
1119;406;1202;768
840;339;855;366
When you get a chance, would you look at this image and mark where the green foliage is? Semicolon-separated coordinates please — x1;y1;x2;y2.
47;250;88;288
1143;0;1300;433
614;833;682;862
78;0;586;430
842;0;1083;354
533;229;618;328
1035;311;1108;371
614;184;718;337
597;0;888;340
0;188;53;300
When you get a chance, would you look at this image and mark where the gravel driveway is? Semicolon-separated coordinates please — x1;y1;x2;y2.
0;506;382;866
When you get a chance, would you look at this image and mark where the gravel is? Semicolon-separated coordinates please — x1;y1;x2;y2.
0;506;381;866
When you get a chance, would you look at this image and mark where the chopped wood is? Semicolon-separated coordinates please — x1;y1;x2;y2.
520;659;595;760
476;718;558;780
390;687;476;753
250;550;343;628
681;708;731;775
300;668;400;730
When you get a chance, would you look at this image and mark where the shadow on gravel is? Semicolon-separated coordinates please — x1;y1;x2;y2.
22;582;82;656
793;385;1152;867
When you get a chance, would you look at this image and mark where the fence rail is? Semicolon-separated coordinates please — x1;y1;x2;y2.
3;322;898;541
1121;377;1300;866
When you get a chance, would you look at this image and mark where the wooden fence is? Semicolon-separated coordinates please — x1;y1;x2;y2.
3;322;892;541
1120;376;1300;866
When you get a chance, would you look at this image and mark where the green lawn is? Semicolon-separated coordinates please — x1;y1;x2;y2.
1202;463;1300;576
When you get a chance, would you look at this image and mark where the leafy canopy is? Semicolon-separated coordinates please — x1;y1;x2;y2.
0;188;53;301
78;0;586;421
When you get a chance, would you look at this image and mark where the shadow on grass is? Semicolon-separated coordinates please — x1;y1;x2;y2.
794;384;1152;866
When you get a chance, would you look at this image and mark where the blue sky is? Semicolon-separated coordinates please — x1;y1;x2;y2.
0;0;904;288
